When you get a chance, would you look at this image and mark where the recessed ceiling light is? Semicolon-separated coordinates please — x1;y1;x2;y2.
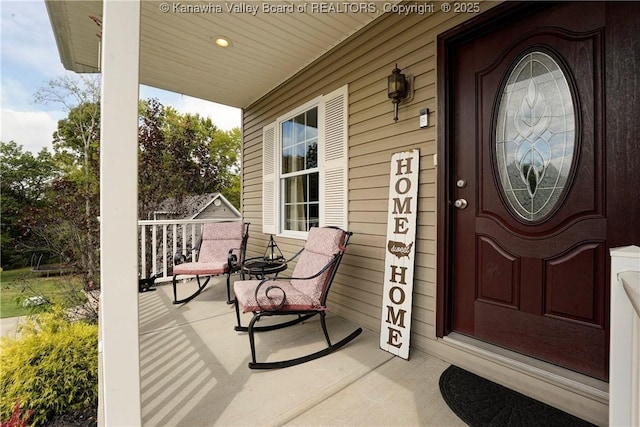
214;37;231;47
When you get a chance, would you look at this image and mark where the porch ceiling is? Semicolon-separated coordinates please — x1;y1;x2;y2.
46;1;395;108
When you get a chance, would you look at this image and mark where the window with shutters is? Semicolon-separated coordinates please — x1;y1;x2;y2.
262;85;348;238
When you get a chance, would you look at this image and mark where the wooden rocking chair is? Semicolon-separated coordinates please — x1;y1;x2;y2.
233;227;362;369
172;221;249;304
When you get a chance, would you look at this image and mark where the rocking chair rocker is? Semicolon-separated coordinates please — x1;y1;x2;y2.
233;227;362;369
172;221;249;304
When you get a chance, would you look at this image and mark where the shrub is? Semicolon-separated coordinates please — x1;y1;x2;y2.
0;307;98;426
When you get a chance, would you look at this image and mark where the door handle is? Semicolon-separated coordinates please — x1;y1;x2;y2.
454;199;468;209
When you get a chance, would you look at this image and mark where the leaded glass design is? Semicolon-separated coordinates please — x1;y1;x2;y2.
495;51;575;222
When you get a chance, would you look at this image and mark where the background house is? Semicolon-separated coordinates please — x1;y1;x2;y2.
152;193;241;221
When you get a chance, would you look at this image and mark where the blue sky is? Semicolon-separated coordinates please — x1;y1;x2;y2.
0;0;241;154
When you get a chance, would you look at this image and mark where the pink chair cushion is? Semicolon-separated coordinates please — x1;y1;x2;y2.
234;227;347;312
198;222;244;264
173;262;227;276
302;227;345;257
290;228;346;302
203;221;245;240
234;279;320;312
289;251;333;302
174;222;245;277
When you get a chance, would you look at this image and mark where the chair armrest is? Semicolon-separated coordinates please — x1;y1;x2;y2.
173;250;196;265
228;248;240;271
174;252;187;265
254;276;287;312
285;247;305;263
251;256;338;312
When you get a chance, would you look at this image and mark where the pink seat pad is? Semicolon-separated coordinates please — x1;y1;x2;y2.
234;279;323;312
173;261;227;276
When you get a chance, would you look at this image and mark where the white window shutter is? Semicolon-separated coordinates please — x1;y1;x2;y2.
321;85;348;230
262;123;277;234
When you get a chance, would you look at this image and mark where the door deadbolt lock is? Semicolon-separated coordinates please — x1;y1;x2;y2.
454;199;468;209
456;179;467;188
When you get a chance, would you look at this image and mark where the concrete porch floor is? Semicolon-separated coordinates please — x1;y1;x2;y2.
139;277;465;426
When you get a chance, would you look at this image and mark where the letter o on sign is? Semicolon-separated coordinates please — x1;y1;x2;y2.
389;286;405;304
395;177;412;195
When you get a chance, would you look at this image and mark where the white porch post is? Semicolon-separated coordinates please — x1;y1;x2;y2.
609;245;640;427
99;0;141;426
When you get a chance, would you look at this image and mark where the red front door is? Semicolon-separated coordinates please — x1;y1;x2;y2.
440;2;640;381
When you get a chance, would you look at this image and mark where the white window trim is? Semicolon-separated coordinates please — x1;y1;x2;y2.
262;85;348;239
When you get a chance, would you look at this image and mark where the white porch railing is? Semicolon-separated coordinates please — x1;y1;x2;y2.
609;245;640;427
138;218;241;283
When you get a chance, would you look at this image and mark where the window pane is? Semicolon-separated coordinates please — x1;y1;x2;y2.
284;175;306;231
308;203;319;229
282;146;294;174
306;108;318;140
281;107;319;174
307;141;318;169
294;143;305;172
309;172;319;202
284;204;306;232
282;171;320;232
294;113;305;142
285;176;305;203
306;108;318;168
282;121;293;149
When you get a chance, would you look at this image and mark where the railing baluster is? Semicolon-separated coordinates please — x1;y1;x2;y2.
181;224;187;255
151;225;157;279
162;224;168;279
191;224;197;260
172;223;178;278
140;225;146;278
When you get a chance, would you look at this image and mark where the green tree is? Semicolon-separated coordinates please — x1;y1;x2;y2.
0;142;57;269
138;99;241;219
48;102;101;289
138;98;170;219
34;76;101;289
30;76;240;285
215;127;241;209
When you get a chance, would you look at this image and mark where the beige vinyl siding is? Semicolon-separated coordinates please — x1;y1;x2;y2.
241;4;607;424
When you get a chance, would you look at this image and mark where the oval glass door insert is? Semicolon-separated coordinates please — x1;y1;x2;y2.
495;51;576;222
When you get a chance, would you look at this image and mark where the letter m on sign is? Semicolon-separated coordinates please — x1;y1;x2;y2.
380;149;419;359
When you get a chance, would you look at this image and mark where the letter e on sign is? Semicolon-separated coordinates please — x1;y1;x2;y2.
380;149;419;359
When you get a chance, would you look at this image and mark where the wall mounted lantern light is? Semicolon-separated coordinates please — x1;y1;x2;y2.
388;64;409;122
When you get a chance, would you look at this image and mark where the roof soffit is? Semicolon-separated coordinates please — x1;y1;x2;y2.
46;0;398;108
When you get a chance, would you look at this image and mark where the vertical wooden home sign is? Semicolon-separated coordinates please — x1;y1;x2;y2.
380;149;419;359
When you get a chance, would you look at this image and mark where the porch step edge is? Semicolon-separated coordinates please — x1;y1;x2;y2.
442;333;608;404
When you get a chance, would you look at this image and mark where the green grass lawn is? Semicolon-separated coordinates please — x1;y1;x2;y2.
0;267;84;319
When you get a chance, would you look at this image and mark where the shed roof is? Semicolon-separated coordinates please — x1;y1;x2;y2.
154;192;241;219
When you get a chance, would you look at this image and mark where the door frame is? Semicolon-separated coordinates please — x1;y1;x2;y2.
435;1;555;337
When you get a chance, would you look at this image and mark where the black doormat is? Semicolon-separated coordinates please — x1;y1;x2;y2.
439;365;596;427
